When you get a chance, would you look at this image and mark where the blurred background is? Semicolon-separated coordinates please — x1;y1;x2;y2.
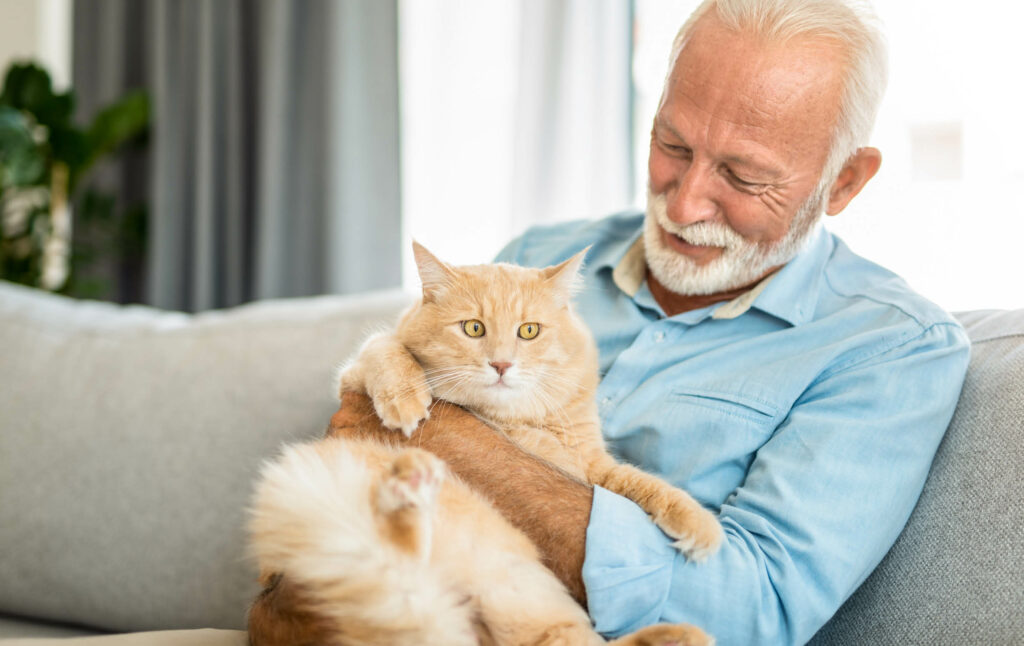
0;0;1021;313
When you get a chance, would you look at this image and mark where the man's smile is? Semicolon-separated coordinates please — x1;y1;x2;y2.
660;224;725;265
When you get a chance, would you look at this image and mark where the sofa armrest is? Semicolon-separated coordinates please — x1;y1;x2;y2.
0;282;412;633
810;308;1024;643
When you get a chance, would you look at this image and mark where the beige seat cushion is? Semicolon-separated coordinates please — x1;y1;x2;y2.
2;629;247;645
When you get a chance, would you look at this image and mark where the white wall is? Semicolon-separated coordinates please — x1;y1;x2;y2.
0;0;72;89
827;1;1024;312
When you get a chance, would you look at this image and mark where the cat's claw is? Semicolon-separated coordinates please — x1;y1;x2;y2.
372;382;433;437
368;374;432;440
654;502;724;563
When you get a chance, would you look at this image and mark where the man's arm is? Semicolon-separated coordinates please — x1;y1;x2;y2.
580;322;970;645
328;392;594;605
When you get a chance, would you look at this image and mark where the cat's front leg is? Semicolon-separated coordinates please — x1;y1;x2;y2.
588;455;724;562
338;332;432;436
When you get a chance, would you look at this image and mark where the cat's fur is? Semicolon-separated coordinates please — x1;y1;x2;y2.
248;244;722;646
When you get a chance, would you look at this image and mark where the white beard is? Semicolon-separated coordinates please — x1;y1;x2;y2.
642;183;828;296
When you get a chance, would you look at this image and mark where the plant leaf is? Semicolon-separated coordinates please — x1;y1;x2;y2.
0;106;46;186
86;90;149;162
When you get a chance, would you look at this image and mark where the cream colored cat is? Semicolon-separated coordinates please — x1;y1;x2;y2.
248;244;722;646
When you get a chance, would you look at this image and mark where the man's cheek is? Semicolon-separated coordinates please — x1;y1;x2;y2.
648;149;675;194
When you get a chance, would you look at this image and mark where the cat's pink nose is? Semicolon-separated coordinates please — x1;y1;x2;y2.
489;361;512;376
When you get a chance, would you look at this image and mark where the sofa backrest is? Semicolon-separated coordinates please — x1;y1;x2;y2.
810;308;1024;644
0;281;413;632
3;280;1022;640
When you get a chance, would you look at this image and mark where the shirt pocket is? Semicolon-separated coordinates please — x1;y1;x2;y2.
668;387;780;426
654;388;782;499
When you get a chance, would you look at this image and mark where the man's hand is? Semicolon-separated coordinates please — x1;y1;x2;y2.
329;392;595;605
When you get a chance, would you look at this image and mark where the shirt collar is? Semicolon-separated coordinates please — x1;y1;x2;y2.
604;222;833;327
610;231;647;297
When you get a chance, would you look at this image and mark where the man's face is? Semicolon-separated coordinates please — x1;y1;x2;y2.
645;14;846;296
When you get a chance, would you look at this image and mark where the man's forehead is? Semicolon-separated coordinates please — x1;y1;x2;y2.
679;18;843;105
660;13;845;167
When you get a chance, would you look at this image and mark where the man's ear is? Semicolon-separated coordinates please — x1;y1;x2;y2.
825;147;882;216
412;241;457;302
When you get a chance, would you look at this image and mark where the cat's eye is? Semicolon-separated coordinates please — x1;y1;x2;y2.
518;322;540;340
463;319;486;337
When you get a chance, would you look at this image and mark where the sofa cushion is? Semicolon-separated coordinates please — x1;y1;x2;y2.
0;281;412;633
810;308;1024;643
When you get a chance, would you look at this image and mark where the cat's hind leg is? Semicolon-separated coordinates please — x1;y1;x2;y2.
373;447;446;559
471;558;713;646
468;554;605;646
249;439;476;646
607;623;714;646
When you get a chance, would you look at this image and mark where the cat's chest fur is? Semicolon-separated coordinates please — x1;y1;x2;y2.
497;419;597;482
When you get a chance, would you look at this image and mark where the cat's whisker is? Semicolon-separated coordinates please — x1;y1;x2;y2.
425;368;476;388
529;382;574;431
529;365;575;384
528;368;579;407
422;366;464;376
426;371;476;403
425;374;476;418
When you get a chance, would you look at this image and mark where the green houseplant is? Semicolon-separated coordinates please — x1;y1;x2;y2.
0;61;148;297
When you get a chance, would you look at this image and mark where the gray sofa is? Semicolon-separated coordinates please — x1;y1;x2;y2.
0;279;1021;645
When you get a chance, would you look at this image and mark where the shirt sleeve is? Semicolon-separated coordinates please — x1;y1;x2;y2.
582;322;970;645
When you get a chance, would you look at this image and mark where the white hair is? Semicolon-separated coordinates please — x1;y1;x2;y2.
667;0;889;187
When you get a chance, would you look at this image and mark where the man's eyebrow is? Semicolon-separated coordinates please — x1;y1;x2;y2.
653;115;686;143
654;114;785;180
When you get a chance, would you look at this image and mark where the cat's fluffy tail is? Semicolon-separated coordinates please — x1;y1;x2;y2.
248;439;476;646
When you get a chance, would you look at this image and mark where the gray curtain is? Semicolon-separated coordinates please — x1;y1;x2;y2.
74;0;401;311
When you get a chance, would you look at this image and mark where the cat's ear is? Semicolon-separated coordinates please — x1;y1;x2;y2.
541;246;590;305
412;241;457;303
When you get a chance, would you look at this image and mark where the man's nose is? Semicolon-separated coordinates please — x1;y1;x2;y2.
667;162;718;226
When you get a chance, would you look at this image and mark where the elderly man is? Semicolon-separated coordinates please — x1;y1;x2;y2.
254;0;970;644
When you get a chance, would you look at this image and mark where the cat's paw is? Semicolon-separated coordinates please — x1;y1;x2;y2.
377;448;446;513
610;622;714;646
654;498;724;563
371;379;432;437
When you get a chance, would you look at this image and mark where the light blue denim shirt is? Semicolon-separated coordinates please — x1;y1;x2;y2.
495;212;970;646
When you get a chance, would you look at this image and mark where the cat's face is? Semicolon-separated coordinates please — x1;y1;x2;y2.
398;245;598;423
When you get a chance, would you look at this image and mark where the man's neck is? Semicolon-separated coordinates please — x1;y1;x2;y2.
647;267;781;317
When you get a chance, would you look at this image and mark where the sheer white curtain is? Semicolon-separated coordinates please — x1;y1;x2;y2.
399;0;634;286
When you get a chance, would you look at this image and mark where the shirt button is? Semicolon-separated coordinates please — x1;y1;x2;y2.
654;331;665;342
600;397;611;406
